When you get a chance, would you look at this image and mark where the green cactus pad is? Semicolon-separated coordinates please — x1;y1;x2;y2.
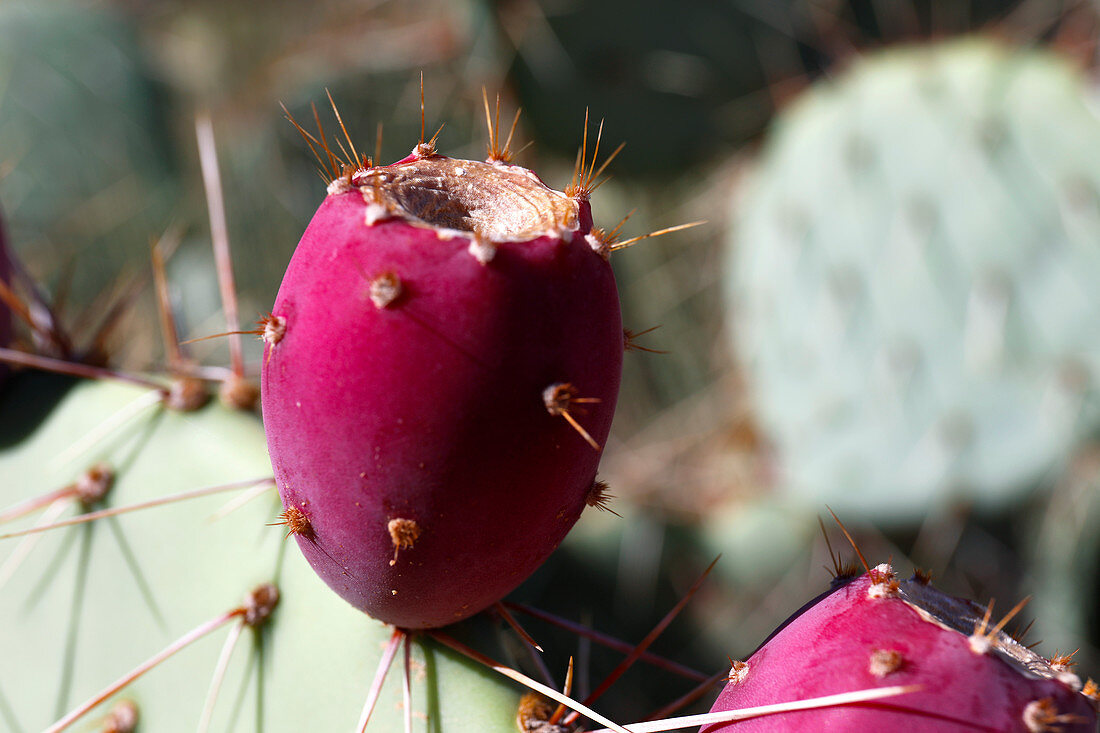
0;374;522;732
729;38;1100;522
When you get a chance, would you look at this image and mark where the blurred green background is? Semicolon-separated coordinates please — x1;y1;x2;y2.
4;0;1100;724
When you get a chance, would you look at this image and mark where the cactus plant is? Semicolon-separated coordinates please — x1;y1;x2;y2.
0;373;532;731
728;38;1100;522
0;82;714;729
702;561;1099;731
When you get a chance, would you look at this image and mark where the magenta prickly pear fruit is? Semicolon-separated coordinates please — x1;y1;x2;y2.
261;125;623;629
703;564;1098;732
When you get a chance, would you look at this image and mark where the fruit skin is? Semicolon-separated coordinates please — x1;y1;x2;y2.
702;565;1097;732
728;38;1100;522
261;154;622;629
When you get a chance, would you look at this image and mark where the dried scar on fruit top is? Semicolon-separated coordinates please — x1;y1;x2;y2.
354;156;580;242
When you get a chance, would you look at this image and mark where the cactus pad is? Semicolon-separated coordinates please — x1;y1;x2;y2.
729;39;1100;520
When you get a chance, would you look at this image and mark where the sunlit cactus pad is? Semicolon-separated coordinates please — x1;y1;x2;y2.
729;38;1100;520
0;375;521;732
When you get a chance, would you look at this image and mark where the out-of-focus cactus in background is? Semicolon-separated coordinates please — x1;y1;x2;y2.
0;1;176;311
730;38;1100;521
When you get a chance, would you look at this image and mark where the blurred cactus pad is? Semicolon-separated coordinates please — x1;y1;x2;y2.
729;38;1100;522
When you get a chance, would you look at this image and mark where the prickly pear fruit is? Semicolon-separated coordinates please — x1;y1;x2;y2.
703;564;1097;732
261;144;622;628
728;39;1100;521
